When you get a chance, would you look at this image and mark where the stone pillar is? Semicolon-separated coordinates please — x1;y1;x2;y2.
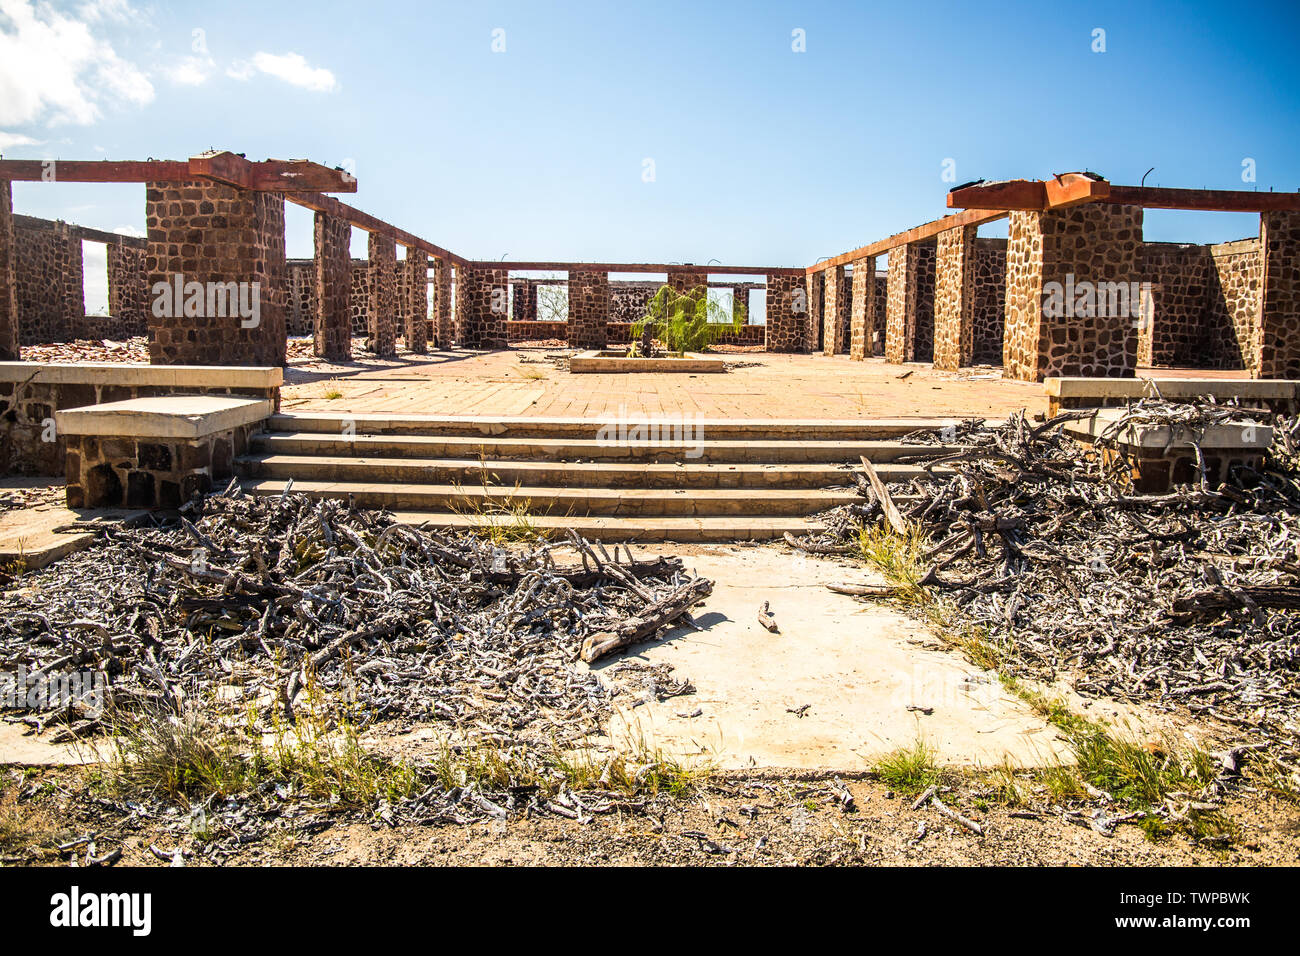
850;256;876;361
145;181;287;367
885;245;919;364
432;256;452;348
972;239;1007;365
822;265;846;356
107;239;149;338
60;223;85;339
568;269;609;349
932;225;976;371
366;232;397;357
313;212;351;361
764;273;805;352
404;246;428;354
1003;204;1143;382
456;265;508;348
0;180;18;360
1257;210;1300;379
804;271;824;351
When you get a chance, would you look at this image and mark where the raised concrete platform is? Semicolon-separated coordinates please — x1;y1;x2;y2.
0;361;282;390
1064;407;1273;450
56;395;274;439
1046;376;1299;414
569;350;727;373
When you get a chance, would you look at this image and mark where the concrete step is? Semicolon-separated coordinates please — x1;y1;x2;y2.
235;454;938;489
249;431;954;465
384;512;828;543
266;412;957;441
239;478;860;517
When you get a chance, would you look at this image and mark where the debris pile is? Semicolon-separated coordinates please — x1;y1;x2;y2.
0;485;711;751
799;401;1300;763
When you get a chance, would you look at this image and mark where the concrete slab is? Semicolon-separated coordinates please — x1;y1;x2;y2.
55;395;273;439
1064;407;1272;450
570;350;727;373
593;545;1072;771
0;720;100;766
0;478;146;570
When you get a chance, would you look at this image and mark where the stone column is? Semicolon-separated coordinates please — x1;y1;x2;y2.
145;181;287;366
764;273;805;352
568;269;609;349
404;246;428;354
366;232;397;357
804;271;824;351
1257;210;1300;379
885;245;919;364
850;256;876;361
932;225;976;371
512;279;537;322
972;239;1007;365
822;265;846;356
456;265;508;348
667;269;708;299
60;223;85;340
432;256;452;348
313;212;352;361
0;180;18;360
1003;204;1143;382
106;240;147;338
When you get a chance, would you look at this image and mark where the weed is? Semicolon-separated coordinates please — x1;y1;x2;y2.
873;738;941;796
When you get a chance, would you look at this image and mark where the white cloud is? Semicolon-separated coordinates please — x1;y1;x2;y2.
165;54;214;86
0;130;41;150
0;0;154;126
228;51;337;92
112;224;145;237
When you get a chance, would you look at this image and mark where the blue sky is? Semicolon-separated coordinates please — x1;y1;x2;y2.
3;0;1299;278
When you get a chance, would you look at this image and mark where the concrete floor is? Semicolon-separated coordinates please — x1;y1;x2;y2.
594;544;1074;771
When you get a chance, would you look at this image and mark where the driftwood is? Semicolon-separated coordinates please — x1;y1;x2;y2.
859;456;908;535
757;601;779;633
580;577;714;662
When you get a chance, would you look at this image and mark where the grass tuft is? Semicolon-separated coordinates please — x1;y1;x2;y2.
873;738;942;796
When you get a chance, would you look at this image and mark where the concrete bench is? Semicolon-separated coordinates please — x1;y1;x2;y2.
55;395;273;508
1064;406;1271;492
1045;377;1299;416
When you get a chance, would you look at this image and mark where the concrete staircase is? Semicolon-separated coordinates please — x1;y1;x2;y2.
235;413;958;541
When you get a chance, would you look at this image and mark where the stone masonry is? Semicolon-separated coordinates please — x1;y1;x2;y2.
567;269;609;349
972;238;1006;364
885;244;919;363
404;247;428;354
456;265;508;348
313;212;352;361
1258;210;1300;379
145;181;287;367
804;271;824;352
849;256;876;360
932;225;976;371
366;232;397;357
1003;204;1143;382
432;256;452;348
822;265;847;356
0;181;18;360
13;218;83;344
764;273;805;352
106;239;150;338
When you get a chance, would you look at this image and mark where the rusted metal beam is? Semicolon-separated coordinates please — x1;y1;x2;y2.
0;151;356;193
945;180;1048;212
470;261;803;276
1044;172;1110;209
1102;185;1300;212
287;192;467;266
12;213;147;248
806;208;1008;275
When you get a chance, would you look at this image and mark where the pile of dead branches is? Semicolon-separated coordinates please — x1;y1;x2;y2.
798;400;1300;763
0;484;711;750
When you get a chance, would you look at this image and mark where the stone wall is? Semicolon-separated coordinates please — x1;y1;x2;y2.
313;212;352;361
286;259;315;336
803;271;824;352
350;261;369;336
456;265;508;348
765;274;806;353
884;245;919;363
1137;243;1211;367
932;226;975;372
1003;204;1143;381
65;424;256;509
849;257;875;360
13;219;83;344
568;269;610;349
145;181;287;367
106;239;149;338
972;238;1006;364
0;182;15;360
822;266;848;356
1258;210;1300;379
1203;239;1261;372
366;233;397;357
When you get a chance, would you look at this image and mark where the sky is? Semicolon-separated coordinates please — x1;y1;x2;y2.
2;0;1299;311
